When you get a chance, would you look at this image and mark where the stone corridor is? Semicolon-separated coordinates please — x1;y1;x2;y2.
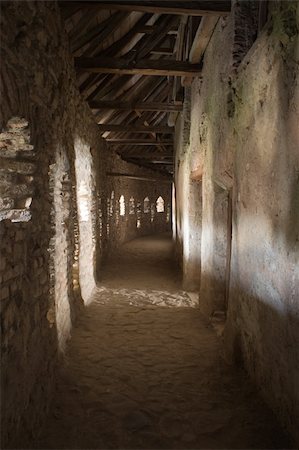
1;2;299;448
30;235;289;450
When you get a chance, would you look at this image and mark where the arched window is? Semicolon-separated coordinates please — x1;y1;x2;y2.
119;195;125;216
129;196;135;214
156;196;164;213
143;196;150;213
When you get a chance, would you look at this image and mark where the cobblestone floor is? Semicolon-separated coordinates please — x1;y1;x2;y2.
34;234;290;449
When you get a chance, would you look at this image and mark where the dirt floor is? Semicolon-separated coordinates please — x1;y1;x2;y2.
33;233;291;449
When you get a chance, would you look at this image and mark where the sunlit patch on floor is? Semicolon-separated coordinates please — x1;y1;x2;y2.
93;286;198;308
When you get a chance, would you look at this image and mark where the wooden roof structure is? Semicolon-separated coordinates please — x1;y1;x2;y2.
59;1;231;175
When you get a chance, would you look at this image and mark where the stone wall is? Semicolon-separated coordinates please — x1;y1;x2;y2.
174;88;203;290
225;2;299;443
94;154;172;284
175;0;299;444
0;1;171;447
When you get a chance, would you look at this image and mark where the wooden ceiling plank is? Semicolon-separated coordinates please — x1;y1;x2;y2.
87;12;131;56
72;11;127;54
122;153;173;159
133;110;169;154
106;139;173;145
93;75;159;122
80;14;152;94
106;172;172;182
101;14;153;57
89;101;183;112
151;47;174;56
181;16;219;86
133;15;178;60
75;57;202;76
59;2;231;16
190;16;219;61
87;74;130;102
98;124;174;133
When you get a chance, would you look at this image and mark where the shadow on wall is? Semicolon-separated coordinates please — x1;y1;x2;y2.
222;280;299;447
200;181;231;313
197;269;299;447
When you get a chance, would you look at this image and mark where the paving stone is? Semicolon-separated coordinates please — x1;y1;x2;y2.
33;236;290;450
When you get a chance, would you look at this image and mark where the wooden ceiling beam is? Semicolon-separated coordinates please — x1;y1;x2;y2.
132;15;178;60
182;16;219;86
98;124;174;133
90;101;183;112
72;11;126;53
120;153;173;159
93;77;163;124
86;74;130;102
190;18;219;62
75;57;202;76
106;172;172;182
106;139;173;145
94;77;165;123
137;25;155;34
60;2;231;16
80;14;153;94
151;47;174;55
146;160;173;165
101;13;152;57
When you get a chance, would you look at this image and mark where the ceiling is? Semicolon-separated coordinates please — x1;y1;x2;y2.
59;1;231;175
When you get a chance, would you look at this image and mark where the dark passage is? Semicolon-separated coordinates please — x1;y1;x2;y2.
32;234;289;449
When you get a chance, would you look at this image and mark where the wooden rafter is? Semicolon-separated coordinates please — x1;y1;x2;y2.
132;15;178;60
60;2;231;16
107;139;173;145
182;16;219;86
79;14;153;94
101;13;153;57
94;76;165;124
106;172;172;182
75;57;202;76
86;74;131;102
58;1;229;174
89;101;183;112
124;153;173;159
98;124;174;133
72;11;127;53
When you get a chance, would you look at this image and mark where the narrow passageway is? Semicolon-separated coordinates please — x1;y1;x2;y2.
33;234;289;450
99;232;181;292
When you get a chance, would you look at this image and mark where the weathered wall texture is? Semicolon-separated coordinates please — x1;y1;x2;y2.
175;1;299;444
225;2;299;443
174;89;202;290
0;2;171;447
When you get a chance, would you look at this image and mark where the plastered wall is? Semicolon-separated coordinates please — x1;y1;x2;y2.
175;1;299;444
225;2;299;443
